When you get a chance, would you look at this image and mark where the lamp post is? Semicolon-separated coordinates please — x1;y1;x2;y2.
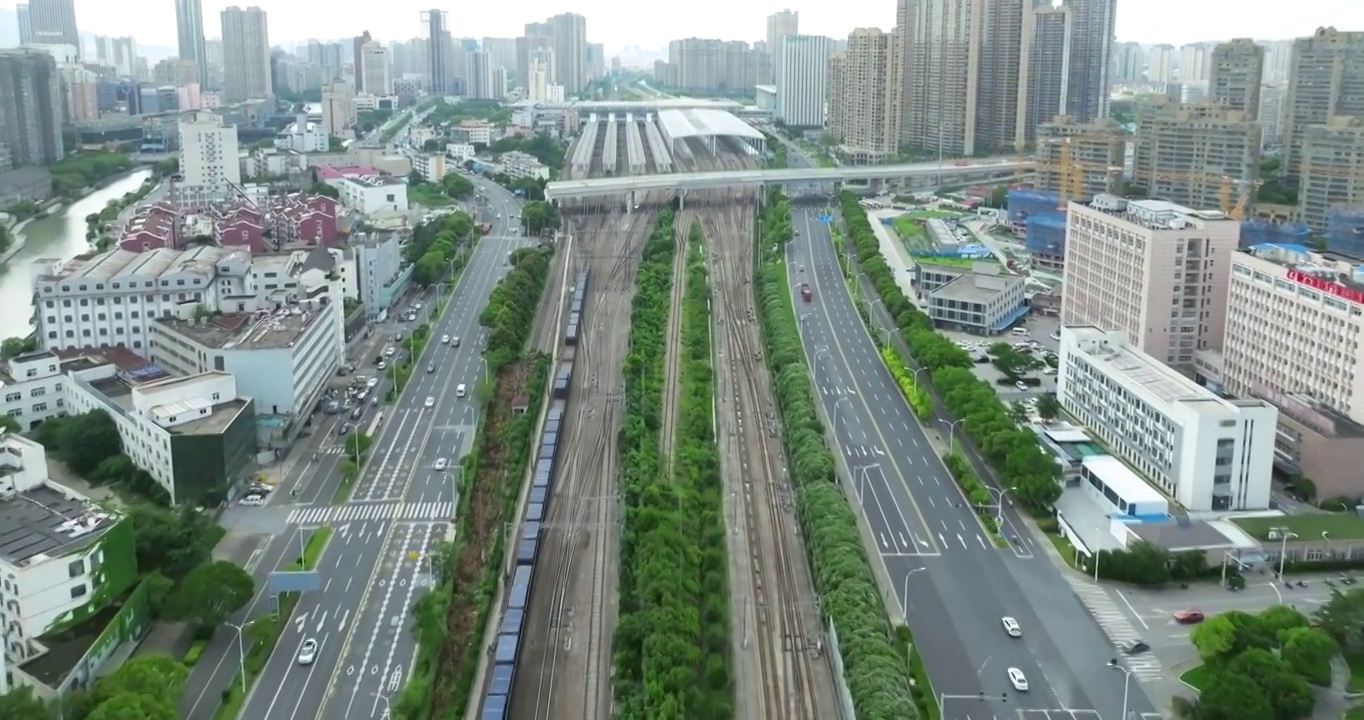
911;366;929;391
1323;531;1332;562
372;692;392;719
939;418;967;454
1278;531;1300;578
1108;659;1134;720
225;621;248;694
852;463;879;501
985;485;1017;526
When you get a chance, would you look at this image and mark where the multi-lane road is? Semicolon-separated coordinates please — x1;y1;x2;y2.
182;176;526;720
788;202;1161;720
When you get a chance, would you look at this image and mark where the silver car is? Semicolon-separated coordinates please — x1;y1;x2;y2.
297;638;318;666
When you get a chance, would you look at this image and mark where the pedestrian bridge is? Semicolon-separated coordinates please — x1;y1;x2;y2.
544;159;1036;201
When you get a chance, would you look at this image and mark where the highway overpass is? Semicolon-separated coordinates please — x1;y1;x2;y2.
544;159;1036;201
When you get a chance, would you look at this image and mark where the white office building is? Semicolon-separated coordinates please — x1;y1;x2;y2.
0;351;69;430
333;175;408;215
273;113;329;153
174;111;242;208
147;298;342;418
1058;326;1277;512
359;41;391;97
775;35;832;127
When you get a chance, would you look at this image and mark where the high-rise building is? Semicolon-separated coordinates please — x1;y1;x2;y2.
1062;0;1116;123
359;41;390;96
1177;43;1213;82
61;66;98;122
586;43;605;81
0;48;64;165
491;67;508;99
775;35;831;128
766;9;799;84
516;34;554;91
1282;28;1364;184
352;31;371;92
220;6;271;102
1016;2;1072;150
424;11;450;95
973;0;1025;154
1297;117;1364;235
1209;39;1264;119
1259;83;1287;149
658;39;766;95
1109;41;1144;83
466;50;495;100
826;28;894;164
1146;44;1176;83
1260;39;1295;84
321;81;354;137
547;13;588;94
903;0;974;156
482;38;518;75
175;111;242;208
1132;100;1262;211
175;0;208;87
16;4;33;45
1061;195;1238;367
24;0;79;56
1035;116;1126;197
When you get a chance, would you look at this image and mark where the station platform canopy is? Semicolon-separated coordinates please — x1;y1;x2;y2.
657;108;764;142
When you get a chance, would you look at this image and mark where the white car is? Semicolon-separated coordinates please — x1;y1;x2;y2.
1008;667;1029;691
1014;381;1029;391
377;360;387;371
1001;617;1022;637
238;494;265;506
424;396;436;408
441;334;450;344
434;458;448;470
297;638;318;666
384;347;396;357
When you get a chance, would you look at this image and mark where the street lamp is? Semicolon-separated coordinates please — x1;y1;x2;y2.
1323;531;1333;562
985;485;1017;526
1278;531;1301;578
901;567;927;623
1108;659;1134;720
225;621;248;694
852;463;879;501
911;366;929;391
372;692;392;719
939;418;967;454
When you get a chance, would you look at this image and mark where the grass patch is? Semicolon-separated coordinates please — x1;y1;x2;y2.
892;215;926;239
1345;705;1364;719
1180;663;1214;692
1046;532;1077;564
330;476;354;505
1346;653;1364;693
286;527;332;571
183;638;208;666
409;182;453;208
1233;513;1364;541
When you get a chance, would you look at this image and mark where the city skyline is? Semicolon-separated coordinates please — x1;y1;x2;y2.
42;0;1364;53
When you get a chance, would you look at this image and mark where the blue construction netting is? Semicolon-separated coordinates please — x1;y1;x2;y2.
1239;220;1311;250
1007;189;1062;224
1326;209;1364;257
1024;212;1068;257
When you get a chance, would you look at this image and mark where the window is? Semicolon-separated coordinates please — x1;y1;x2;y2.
70;584;87;599
68;559;84;577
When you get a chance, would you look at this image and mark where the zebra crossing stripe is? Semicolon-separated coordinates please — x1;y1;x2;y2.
286;501;454;526
1063;576;1165;680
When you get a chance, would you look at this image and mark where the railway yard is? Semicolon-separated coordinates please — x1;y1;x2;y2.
478;113;838;720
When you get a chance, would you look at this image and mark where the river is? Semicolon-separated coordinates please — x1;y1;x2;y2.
0;169;153;340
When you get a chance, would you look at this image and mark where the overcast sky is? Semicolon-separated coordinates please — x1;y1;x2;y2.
71;0;1363;50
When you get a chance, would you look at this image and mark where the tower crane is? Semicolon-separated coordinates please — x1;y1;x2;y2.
1219;176;1262;220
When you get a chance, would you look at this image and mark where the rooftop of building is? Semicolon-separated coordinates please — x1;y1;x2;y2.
1126;518;1245;551
316;166;381;180
1065;326;1260;409
0;484;116;567
657;108;764;141
929;272;1021;304
1082;455;1166;505
41;245;239;285
341;174;405;188
86;367;249;434
1232;512;1364;541
154;303;329;351
1081;194;1231;231
1241;243;1364;299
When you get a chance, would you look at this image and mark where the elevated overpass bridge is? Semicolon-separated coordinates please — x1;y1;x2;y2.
544;159;1036;202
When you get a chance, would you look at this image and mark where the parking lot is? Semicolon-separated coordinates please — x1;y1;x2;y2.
937;313;1062;404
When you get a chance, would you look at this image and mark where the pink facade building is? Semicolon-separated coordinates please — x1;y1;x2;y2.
1061;195;1240;368
117;203;178;252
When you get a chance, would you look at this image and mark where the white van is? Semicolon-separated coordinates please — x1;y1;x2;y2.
1011;327;1029;336
456;384;467;398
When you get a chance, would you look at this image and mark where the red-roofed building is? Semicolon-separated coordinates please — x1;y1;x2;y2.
217;214;265;252
270;193;338;247
117;204;179;252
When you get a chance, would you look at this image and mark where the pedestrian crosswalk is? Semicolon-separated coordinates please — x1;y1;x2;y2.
1063;575;1165;682
287;501;454;526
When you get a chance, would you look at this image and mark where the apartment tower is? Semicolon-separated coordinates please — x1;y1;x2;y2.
1282;28;1364;184
1061;195;1239;367
1209;39;1264;118
219;6;271;103
176;111;242;208
0;49;64;165
1132;100;1262;212
175;0;209;87
1062;0;1116;122
827;28;895;164
321;81;355;136
516;33;554;92
466;50;495;100
903;0;975;156
766;9;799;84
1035;116;1126;197
1298;117;1364;236
1015;0;1071;150
424;11;451;95
352;31;372;92
775;35;831;128
545;13;588;94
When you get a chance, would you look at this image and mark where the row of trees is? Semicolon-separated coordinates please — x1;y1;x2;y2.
837;191;1062;511
411;211;479;286
488;133;567;170
400;247;556;718
1185;605;1335;720
48;151;134;197
1083;539;1212;585
762;133;788;168
756;190;920;719
614;217;733;718
0;653;193;720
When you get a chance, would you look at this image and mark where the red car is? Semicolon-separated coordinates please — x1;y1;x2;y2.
1173;610;1205;624
800;284;812;302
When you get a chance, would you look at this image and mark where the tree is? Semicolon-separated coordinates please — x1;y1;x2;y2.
128;504;219;579
441;173;474;199
0;414;18;434
86;693;176;720
0;686;52;720
50;410;122;474
521;200;560;234
1190;611;1275;663
1279;626;1337;686
1258;604;1309;637
1034;393;1060;421
1195;671;1274;720
413;250;446;286
310;181;339;199
93;654;188;706
168;561;255;628
1;335;36;360
1313;588;1364;649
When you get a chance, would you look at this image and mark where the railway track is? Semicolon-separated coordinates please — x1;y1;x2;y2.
515;199;657;720
659;209;687;467
694;141;840;720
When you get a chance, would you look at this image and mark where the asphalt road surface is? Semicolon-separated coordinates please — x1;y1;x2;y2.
788;204;1158;720
230;182;527;720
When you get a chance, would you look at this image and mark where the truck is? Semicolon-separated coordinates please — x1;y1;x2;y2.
800;284;812;302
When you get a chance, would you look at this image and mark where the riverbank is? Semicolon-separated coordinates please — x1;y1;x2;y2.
1;167;153;265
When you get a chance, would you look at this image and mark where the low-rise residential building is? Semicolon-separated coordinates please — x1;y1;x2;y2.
445;143;475;161
243;148;307;179
354;231;410;320
65;364;255;504
448;119;492;145
500;150;549;181
115;202;178;253
334;175;408;215
148;298;343;418
0;432;139;686
0;351;69;430
412;153;447;183
1058;326;1277;512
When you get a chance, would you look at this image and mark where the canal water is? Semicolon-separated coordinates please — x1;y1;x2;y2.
0;169;153;340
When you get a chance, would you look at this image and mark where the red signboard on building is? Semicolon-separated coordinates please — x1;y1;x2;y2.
1287;268;1364;305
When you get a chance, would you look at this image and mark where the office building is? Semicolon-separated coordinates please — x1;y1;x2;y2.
467;50;495;100
149;300;342;418
917;261;1028;334
321;81;354;137
0;49;64;166
766;9;799;84
827;28;894;164
1208;39;1264;119
66;366;254;505
1015;2;1072;150
1063;0;1116;123
220;6;271;102
1057;326;1276;512
1061;195;1239;366
1221;243;1364;498
424;10;450;95
1282;28;1364;184
1035;116;1126;197
352;31;371;92
23;0;79;56
0;432;140;668
175;0;208;87
359;41;391;97
333;175;408;216
1131;100;1262;212
775;35;831;128
175;111;242;208
1298;117;1364;236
